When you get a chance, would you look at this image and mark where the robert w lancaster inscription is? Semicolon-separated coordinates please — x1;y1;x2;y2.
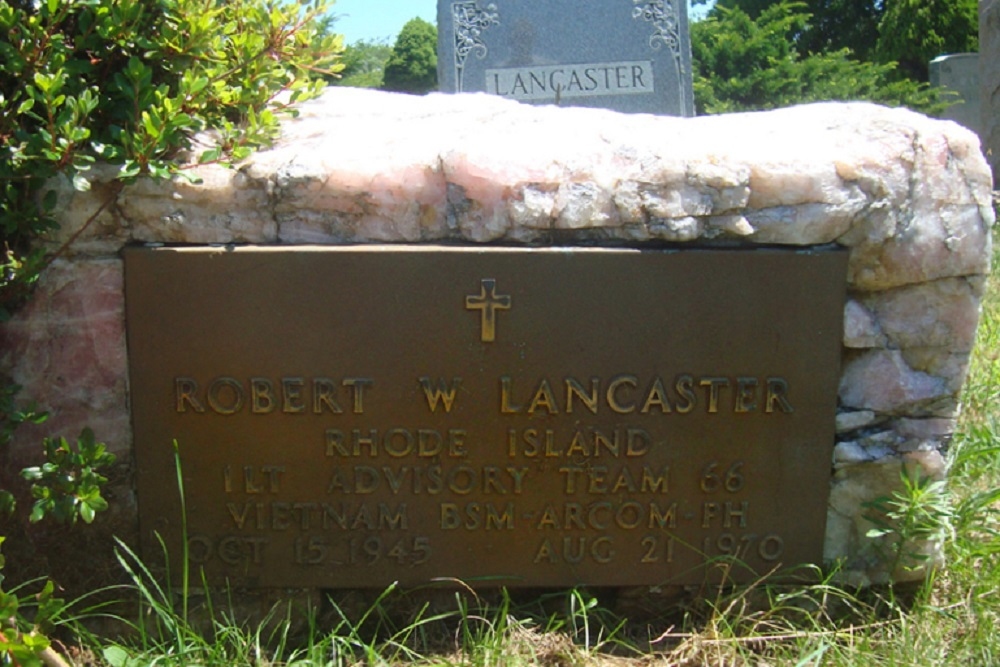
125;246;846;587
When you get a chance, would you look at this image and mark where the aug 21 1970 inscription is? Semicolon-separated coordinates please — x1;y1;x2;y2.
125;246;847;588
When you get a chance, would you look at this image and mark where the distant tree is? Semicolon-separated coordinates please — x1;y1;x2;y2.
691;3;946;114
707;0;882;60
382;17;438;94
703;0;978;81
876;0;978;81
334;39;393;88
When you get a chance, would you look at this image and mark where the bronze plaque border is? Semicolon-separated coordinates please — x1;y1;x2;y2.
125;245;847;588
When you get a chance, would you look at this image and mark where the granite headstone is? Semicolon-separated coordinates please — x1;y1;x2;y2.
930;53;982;138
437;0;694;116
981;0;999;183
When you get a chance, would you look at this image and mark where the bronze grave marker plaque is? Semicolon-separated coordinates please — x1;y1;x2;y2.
125;246;847;588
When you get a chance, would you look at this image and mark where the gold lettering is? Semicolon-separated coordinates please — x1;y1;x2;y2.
207;377;243;415
447;466;476;494
759;535;785;561
523;428;541;456
702;501;720;528
327;468;349;493
325;429;347;457
342;378;373;414
262;465;284;492
312;378;343;414
606;375;638;413
188;535;268;565
440;502;460;529
674;374;696;413
500;376;522;413
544;430;558;457
352;504;374;529
724;501;749;529
533;538;557;563
318;502;408;531
384;428;415;457
243;466;262;493
615;502;643;529
271;501;290;530
640;465;669;493
699;377;729;414
735;377;758;413
380;502;408;530
588;467;608;494
482;467;505;494
227;501;251;529
250;378;275;414
565;377;599;414
565;502;585;529
508;466;528;493
354;466;379;493
528;378;558;415
626;428;650;456
592;536;615;563
537;504;559;529
419;377;461;413
565;430;589;457
766;377;794;413
559;466;584;493
649;502;677;529
175;377;204;413
563;537;586;564
640;378;673;413
449;430;468;457
383;466;407;493
281;377;306;413
610;467;637;493
352;429;378;457
532;536;614;564
291;502;320;529
594;429;620;457
440;501;515;530
418;429;442;456
588;502;613;529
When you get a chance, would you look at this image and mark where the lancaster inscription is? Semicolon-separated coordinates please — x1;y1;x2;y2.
125;246;847;587
437;0;694;115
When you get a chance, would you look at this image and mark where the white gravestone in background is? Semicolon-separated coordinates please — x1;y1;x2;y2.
981;0;1000;183
930;53;982;139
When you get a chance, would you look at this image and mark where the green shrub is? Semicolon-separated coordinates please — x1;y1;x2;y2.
1;0;343;318
0;1;342;662
692;2;949;115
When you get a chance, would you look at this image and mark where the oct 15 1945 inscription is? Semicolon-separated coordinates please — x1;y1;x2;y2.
125;246;847;588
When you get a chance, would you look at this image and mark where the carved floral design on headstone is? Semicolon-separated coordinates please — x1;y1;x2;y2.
451;1;500;92
631;0;680;55
631;0;686;112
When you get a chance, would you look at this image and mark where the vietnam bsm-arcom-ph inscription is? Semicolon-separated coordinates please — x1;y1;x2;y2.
125;246;846;588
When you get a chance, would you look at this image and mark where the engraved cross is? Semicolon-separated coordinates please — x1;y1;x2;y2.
465;279;511;343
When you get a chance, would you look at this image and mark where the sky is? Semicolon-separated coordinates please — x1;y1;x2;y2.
330;1;710;45
330;0;438;44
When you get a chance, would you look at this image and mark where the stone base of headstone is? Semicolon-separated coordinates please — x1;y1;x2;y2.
0;89;993;616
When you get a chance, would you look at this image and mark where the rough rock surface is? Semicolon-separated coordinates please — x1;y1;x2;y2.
3;88;994;588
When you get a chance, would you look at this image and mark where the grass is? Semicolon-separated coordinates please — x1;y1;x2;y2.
36;231;1000;666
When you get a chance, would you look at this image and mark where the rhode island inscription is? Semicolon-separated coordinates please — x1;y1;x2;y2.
125;246;847;587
